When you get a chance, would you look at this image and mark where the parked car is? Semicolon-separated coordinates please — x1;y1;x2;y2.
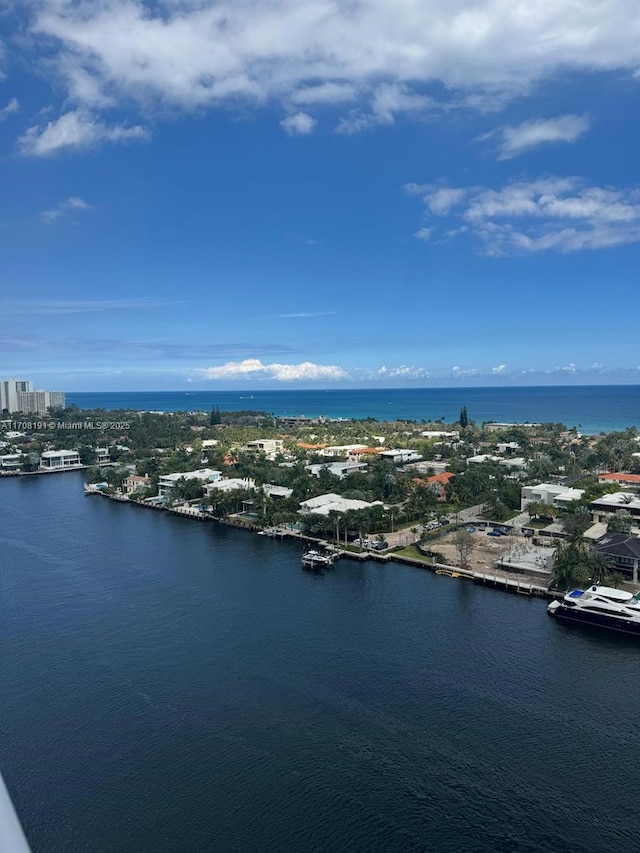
487;529;503;537
369;541;389;550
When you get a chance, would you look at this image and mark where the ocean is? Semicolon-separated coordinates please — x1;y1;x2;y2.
1;472;640;852
67;385;640;435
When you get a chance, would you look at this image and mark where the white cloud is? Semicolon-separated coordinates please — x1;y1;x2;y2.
452;366;480;378
18;110;148;157
0;97;18;122
336;83;436;133
27;1;640;135
0;298;176;315
197;359;349;382
425;187;468;215
482;113;591;159
291;83;356;106
491;364;507;374
414;227;432;242
280;111;317;136
41;195;91;224
409;176;640;254
375;365;430;379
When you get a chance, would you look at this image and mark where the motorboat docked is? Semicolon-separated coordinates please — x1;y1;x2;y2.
301;549;336;570
547;584;640;636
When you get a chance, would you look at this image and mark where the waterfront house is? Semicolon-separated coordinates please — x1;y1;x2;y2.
40;449;82;470
591;533;640;583
123;474;152;495
96;447;110;464
298;493;385;516
204;477;255;495
158;468;222;498
0;453;23;470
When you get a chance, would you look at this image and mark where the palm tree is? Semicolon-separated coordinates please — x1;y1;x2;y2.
551;539;591;591
586;550;613;584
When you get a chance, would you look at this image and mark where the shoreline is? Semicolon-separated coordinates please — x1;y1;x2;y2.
85;487;552;599
65;385;640;435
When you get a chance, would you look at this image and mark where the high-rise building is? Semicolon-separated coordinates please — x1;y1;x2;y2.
0;379;33;413
0;379;65;415
17;390;66;416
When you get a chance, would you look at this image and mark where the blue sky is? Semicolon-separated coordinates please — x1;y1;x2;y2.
2;0;640;390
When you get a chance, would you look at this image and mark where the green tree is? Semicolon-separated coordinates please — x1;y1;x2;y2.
452;529;475;569
551;539;592;591
606;510;633;534
172;477;205;502
459;406;469;429
78;445;96;465
561;507;592;538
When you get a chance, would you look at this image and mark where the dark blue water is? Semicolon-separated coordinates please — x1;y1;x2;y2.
67;386;640;434
2;472;640;852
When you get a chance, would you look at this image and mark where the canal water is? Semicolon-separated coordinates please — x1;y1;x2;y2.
1;472;639;852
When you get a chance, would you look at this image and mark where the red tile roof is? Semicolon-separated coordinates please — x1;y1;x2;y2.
599;473;640;483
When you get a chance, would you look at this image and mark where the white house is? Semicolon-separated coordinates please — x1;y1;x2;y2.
305;461;368;479
497;441;521;455
520;483;585;511
95;447;110;464
498;457;528;471
40;449;82;470
467;454;502;465
379;449;422;464
0;453;23;470
299;493;384;516
158;468;222;498
319;444;368;458
204;477;255;496
421;430;460;440
263;484;293;499
246;439;284;455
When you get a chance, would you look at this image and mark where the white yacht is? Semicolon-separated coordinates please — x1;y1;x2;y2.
548;584;640;636
301;549;335;570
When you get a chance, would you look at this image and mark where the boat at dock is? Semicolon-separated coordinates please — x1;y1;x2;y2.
301;549;336;570
548;584;640;636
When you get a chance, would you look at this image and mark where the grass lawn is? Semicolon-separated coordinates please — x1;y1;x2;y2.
393;545;435;563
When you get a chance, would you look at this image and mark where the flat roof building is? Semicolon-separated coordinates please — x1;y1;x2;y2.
40;449;81;470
